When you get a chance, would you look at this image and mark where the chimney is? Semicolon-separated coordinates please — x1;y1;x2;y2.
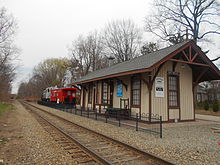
108;56;115;67
186;28;189;40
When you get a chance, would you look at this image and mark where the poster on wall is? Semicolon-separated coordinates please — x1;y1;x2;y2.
117;81;123;97
155;77;164;97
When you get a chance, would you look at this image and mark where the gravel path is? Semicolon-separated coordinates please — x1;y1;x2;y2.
33;102;220;165
0;100;77;165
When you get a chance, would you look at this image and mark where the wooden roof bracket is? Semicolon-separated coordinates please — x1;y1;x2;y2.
143;64;164;91
114;77;128;91
172;61;177;72
149;63;164;90
193;67;209;88
170;59;210;67
140;75;150;89
82;84;88;92
72;85;81;91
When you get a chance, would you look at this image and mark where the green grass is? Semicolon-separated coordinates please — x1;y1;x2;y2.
0;104;12;116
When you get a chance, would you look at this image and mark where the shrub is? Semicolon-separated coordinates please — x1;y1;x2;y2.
203;100;209;111
212;100;219;112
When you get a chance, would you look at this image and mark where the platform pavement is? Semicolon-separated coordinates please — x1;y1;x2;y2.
196;114;220;123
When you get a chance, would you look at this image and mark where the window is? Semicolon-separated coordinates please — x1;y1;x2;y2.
131;77;141;106
168;74;179;107
102;81;108;104
88;84;93;104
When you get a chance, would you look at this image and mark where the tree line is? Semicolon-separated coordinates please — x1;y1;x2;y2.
15;0;220;99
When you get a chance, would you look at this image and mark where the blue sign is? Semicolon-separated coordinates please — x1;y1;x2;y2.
117;81;123;97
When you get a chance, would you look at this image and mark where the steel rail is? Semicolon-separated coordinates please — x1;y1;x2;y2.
21;101;113;165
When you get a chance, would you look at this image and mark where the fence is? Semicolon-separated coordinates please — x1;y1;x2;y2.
37;101;163;138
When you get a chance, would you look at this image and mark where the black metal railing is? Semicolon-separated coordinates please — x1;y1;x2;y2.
37;101;163;138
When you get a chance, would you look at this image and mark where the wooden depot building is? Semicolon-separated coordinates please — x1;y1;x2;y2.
73;40;220;122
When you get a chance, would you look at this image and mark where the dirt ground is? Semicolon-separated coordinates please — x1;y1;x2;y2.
0;100;76;165
0;105;25;164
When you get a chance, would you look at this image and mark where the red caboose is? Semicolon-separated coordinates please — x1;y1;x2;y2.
50;88;77;104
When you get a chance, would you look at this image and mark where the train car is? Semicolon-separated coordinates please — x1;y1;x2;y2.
42;86;57;101
50;87;77;104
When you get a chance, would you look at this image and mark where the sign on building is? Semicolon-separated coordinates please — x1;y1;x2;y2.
117;81;123;97
155;77;164;97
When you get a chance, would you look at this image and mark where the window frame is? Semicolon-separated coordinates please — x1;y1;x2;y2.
131;76;141;108
167;73;180;108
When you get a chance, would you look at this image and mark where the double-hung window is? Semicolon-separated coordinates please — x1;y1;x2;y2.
168;74;179;108
131;77;141;106
102;82;108;104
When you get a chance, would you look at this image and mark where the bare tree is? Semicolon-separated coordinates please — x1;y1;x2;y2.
103;19;142;63
69;31;106;79
141;42;159;55
0;7;19;101
145;0;220;44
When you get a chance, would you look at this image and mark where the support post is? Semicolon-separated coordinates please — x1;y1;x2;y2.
105;111;108;123
95;108;97;120
160;116;163;138
118;111;121;127
136;113;138;131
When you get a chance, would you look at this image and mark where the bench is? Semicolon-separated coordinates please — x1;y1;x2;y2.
105;107;131;119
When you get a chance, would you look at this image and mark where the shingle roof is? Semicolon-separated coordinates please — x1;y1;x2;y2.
74;40;191;84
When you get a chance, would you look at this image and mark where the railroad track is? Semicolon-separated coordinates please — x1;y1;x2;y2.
21;101;175;165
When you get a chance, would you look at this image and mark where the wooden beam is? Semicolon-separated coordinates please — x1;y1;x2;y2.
151;63;164;87
194;68;209;86
172;61;177;72
115;77;128;91
140;76;150;89
148;75;152;123
182;50;189;61
191;53;199;62
170;59;210;67
189;45;192;61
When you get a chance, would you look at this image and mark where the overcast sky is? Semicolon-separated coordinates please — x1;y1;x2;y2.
1;0;220;93
1;0;153;93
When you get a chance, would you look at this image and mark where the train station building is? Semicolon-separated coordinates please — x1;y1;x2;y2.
73;40;220;122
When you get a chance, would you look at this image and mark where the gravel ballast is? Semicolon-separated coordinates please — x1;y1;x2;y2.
0;101;78;165
33;102;220;165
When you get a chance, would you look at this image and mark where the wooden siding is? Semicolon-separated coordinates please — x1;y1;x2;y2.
113;76;131;108
151;62;171;121
176;63;194;120
140;73;149;114
80;61;194;121
151;61;194;121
